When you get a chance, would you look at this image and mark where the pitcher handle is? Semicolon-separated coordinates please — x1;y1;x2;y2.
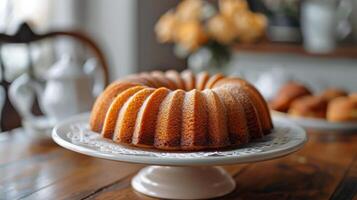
0;86;6;132
9;74;40;120
84;58;105;97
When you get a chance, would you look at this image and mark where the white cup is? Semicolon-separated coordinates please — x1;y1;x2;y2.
302;1;336;53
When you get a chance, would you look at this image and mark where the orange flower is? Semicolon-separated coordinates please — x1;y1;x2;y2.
155;0;267;46
175;20;208;52
176;0;203;21
253;13;268;33
155;11;178;43
233;11;267;43
219;0;248;18
233;11;252;34
207;14;237;44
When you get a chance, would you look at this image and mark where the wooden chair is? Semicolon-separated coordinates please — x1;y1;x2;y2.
0;22;109;131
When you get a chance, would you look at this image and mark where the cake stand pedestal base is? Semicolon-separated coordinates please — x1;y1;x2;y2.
131;165;236;199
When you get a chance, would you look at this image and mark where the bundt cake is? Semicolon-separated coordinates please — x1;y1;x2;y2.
90;70;273;150
288;96;328;119
269;81;312;112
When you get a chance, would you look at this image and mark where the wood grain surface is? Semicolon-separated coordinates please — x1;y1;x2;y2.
0;128;356;200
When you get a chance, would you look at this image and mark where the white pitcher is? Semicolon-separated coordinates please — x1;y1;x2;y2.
9;55;104;135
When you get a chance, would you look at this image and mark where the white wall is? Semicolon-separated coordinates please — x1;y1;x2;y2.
83;0;187;79
51;0;186;81
83;0;137;81
137;0;185;72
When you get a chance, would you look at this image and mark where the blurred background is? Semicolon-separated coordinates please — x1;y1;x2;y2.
0;0;356;133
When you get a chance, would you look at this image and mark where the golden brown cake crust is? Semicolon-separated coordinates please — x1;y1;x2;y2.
165;70;185;89
213;88;249;144
181;70;196;91
181;90;209;150
150;71;177;90
203;90;229;147
231;86;263;139
90;70;273;151
205;73;225;89
101;86;146;138
196;71;210;91
213;77;273;134
89;81;140;132
132;87;170;146
154;90;185;150
113;88;155;143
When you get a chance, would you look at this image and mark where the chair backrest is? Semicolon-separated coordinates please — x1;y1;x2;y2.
0;22;109;131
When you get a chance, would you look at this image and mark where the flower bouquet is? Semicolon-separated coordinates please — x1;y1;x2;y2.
155;0;267;72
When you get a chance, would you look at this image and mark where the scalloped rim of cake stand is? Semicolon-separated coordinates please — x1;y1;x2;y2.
52;113;307;199
52;113;307;166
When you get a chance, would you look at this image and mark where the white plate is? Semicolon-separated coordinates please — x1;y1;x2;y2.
272;111;357;132
52;113;307;166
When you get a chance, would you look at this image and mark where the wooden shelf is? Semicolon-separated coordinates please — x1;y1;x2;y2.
234;42;357;59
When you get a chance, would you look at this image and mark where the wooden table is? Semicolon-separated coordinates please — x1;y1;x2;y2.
1;128;356;200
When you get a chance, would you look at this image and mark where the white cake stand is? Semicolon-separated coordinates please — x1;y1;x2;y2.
52;113;307;199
